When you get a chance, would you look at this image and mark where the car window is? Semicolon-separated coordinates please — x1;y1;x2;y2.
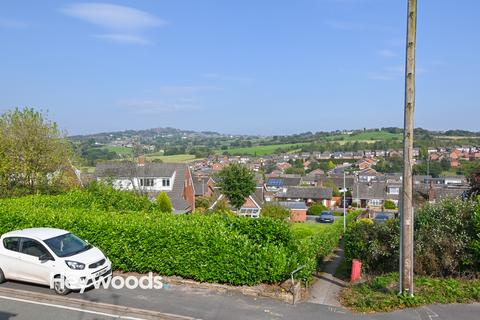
44;233;91;257
20;238;49;258
3;237;20;252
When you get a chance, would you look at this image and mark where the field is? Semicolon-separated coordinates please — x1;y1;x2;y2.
145;154;198;163
216;143;306;156
103;145;133;155
327;131;402;142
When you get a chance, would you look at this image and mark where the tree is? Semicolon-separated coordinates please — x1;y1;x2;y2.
261;203;290;220
327;160;336;170
216;163;256;210
0;108;72;195
156;192;173;213
307;203;328;215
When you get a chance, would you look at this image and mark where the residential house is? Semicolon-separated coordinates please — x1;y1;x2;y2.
358;168;383;183
209;186;264;218
192;176;215;198
95;161;195;213
264;176;302;201
352;181;400;208
274;187;333;208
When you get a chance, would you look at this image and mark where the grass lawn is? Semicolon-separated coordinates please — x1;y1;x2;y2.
103;145;133;155
290;222;332;239
216;143;307;156
340;273;480;312
145;154;198;163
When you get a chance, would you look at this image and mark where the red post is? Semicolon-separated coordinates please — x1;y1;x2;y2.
350;259;362;283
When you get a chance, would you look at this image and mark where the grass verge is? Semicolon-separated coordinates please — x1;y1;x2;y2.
340;273;480;313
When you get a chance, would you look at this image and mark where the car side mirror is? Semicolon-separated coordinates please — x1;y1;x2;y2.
39;253;54;262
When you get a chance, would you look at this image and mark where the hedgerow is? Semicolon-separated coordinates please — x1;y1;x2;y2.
345;198;480;276
0;187;359;285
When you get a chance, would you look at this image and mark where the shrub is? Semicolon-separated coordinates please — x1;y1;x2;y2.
345;198;480;276
261;203;291;220
344;218;399;274
307;203;328;215
384;199;397;210
156;192;173;213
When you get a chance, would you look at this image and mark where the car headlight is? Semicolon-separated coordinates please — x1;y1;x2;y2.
66;260;85;270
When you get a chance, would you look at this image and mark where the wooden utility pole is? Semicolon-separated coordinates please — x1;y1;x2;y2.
400;0;417;295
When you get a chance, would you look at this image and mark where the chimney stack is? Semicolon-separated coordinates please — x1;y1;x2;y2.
138;155;145;167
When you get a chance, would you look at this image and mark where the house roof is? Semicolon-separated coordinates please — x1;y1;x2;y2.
276;187;332;200
95;161;178;178
193;176;210;196
266;177;302;187
95;161;191;213
278;201;308;210
352;182;400;201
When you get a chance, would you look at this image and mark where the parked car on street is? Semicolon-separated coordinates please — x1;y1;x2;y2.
317;211;335;223
0;228;111;295
374;213;390;223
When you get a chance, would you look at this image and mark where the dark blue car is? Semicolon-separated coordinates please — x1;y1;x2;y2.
374;213;390;223
317;211;335;223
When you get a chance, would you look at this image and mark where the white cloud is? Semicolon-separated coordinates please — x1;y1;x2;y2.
94;33;149;45
61;3;165;45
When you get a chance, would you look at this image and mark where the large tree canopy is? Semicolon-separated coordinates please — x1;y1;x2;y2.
216;163;256;210
0;108;72;195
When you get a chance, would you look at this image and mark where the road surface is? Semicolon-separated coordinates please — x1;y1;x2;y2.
0;280;479;320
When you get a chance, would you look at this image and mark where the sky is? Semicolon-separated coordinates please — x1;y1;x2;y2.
0;0;479;136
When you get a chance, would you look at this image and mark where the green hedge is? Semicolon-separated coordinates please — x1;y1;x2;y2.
0;196;298;285
0;187;359;285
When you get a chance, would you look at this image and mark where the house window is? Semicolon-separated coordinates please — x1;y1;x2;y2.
388;187;400;195
239;208;260;218
162;179;170;187
140;178;154;187
371;199;382;206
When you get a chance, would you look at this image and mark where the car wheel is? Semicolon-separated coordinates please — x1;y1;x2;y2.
53;276;71;295
0;268;5;284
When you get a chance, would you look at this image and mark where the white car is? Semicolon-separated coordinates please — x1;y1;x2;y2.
0;228;112;295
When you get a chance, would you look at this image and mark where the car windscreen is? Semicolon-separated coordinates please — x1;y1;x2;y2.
44;233;92;258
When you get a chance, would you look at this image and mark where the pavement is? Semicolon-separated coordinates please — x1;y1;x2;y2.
1;278;480;320
307;239;347;306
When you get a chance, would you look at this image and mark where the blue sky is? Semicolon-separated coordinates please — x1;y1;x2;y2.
0;1;479;135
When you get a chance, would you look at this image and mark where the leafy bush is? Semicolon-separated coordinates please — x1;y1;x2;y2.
261;203;291;220
345;198;480;276
307;203;328;215
156;192;173;213
383;199;397;210
344;219;399;274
